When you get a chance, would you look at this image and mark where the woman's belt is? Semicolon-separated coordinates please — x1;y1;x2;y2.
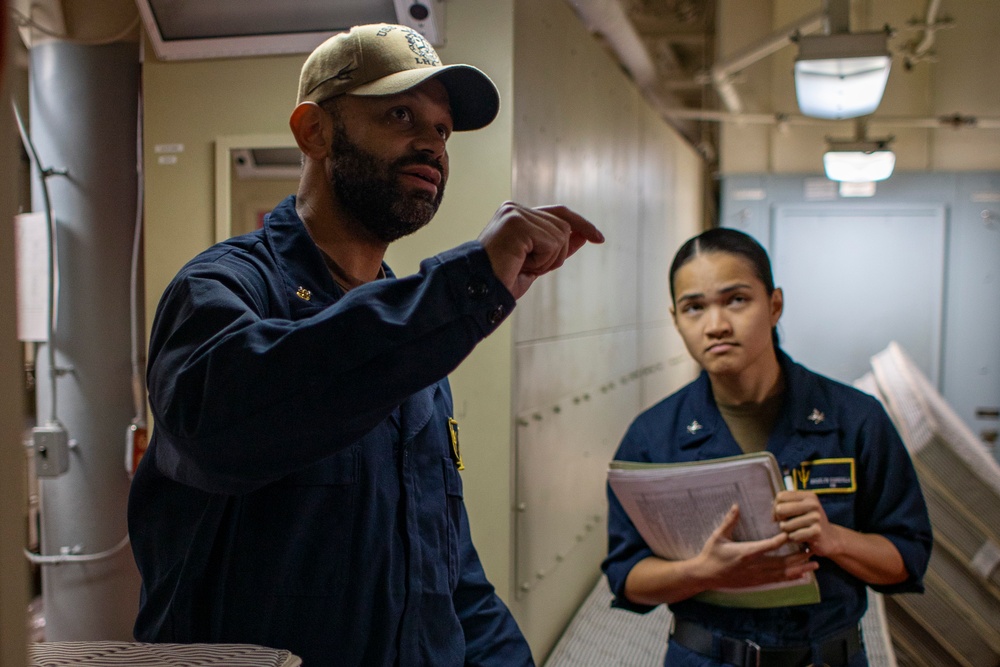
670;618;862;667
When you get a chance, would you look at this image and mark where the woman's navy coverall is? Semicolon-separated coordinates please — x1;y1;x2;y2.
603;351;932;666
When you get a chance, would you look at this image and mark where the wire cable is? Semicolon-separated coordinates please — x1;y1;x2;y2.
130;41;146;426
24;534;131;566
11;98;62;424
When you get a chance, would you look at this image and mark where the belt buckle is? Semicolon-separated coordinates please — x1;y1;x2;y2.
742;639;761;667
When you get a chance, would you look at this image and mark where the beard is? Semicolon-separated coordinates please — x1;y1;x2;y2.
328;122;446;244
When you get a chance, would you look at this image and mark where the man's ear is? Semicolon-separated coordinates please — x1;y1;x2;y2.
289;102;330;160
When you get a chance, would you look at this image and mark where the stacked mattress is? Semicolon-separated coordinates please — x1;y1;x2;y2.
857;342;1000;667
28;642;301;667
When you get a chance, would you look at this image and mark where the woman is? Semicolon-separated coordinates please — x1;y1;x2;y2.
603;228;932;667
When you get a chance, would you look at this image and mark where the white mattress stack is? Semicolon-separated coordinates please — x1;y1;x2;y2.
28;641;302;667
860;342;1000;667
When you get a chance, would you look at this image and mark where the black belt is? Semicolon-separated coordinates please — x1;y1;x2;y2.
670;619;862;667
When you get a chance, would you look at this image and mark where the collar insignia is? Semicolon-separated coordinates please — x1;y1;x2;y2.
808;408;825;425
296;286;312;301
687;420;703;434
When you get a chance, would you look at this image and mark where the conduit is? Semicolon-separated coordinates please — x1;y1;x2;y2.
11;100;63;424
903;0;954;69
662;108;1000;130
707;10;825;114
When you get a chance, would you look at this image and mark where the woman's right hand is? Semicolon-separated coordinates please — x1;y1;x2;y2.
623;503;818;607
693;504;818;590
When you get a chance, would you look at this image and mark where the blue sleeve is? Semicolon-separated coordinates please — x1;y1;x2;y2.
453;503;535;666
148;242;515;494
601;420;658;614
854;398;933;594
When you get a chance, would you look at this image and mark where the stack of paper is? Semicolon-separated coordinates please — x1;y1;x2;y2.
609;451;820;608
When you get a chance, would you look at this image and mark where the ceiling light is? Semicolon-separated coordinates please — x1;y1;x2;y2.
795;32;892;119
823;138;895;182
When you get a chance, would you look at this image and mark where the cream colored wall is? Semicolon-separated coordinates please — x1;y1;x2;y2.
719;0;1000;175
509;0;702;660
142;49;300;317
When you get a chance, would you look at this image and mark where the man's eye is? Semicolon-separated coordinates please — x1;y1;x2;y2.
681;303;702;315
390;107;412;123
437;125;450;140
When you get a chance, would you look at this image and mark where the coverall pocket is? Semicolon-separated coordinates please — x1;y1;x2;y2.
232;444;358;596
443;457;464;590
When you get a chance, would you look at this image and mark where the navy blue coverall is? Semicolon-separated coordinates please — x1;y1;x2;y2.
129;196;533;666
603;351;932;666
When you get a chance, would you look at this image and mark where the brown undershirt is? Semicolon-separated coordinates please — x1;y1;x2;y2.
715;382;786;453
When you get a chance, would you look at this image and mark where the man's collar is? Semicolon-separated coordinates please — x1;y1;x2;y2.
261;195;394;307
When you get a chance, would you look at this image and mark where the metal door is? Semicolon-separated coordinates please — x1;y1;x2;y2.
770;205;947;387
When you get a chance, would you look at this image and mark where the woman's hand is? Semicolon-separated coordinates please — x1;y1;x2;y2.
624;503;818;607
774;490;910;586
694;503;817;590
773;490;844;557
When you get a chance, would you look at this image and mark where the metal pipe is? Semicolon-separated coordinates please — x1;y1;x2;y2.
663;107;1000;130
709;10;825;113
913;0;943;58
564;0;658;88
30;38;141;641
563;0;700;141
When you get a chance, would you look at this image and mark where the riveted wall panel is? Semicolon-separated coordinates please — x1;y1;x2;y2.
510;0;704;658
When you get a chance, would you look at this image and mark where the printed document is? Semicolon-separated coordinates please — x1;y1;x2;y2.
608;451;820;608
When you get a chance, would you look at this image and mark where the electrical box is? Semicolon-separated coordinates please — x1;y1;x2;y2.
33;423;69;477
14;212;51;342
394;0;446;46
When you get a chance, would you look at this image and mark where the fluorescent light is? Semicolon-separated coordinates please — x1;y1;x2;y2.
823;149;895;182
795;32;891;119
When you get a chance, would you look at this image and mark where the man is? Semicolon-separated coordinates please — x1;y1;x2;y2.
128;23;603;667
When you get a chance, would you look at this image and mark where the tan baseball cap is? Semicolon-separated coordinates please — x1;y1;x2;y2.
297;23;500;132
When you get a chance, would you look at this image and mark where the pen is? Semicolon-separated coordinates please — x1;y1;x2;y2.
782;468;794;491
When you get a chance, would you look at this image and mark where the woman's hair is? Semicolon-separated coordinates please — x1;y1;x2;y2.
669;227;780;345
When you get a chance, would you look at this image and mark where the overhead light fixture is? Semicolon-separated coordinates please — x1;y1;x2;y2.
795;31;892;119
823;136;895;182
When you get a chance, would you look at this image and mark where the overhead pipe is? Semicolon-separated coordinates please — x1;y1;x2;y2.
912;0;942;57
564;0;659;89
564;0;702;144
903;0;954;69
707;10;825;113
663;107;1000;130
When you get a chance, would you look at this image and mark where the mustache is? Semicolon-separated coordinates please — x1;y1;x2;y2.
393;153;444;176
